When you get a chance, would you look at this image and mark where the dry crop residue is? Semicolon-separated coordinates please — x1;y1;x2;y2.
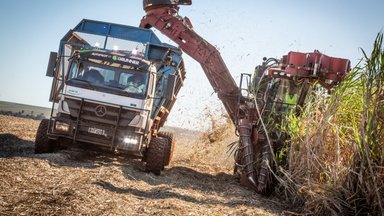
0;115;284;215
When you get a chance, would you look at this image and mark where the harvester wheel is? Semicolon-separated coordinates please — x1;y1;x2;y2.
158;131;175;166
34;119;55;154
145;137;166;175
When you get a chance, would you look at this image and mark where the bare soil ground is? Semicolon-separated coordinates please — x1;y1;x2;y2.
0;115;285;215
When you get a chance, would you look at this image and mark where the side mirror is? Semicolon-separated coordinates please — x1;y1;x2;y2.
46;52;58;77
163;74;176;100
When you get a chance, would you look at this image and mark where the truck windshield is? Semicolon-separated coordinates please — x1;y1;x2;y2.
66;61;149;98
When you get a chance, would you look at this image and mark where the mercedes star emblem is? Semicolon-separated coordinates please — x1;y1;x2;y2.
95;105;107;117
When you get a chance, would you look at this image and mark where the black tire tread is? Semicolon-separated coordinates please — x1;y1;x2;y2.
145;137;166;175
34;119;53;154
158;131;175;166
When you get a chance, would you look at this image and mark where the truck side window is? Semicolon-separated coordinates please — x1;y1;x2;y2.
68;62;78;79
68;62;85;80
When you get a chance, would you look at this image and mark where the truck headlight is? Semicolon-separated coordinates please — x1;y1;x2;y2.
55;121;70;132
119;135;142;151
123;136;139;145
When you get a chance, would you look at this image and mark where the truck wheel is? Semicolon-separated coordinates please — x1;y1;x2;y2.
145;137;166;175
158;131;175;166
35;119;55;154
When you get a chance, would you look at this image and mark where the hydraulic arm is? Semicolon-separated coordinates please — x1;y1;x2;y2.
140;1;240;123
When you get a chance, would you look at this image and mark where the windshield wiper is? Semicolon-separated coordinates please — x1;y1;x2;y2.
67;78;95;90
104;83;123;89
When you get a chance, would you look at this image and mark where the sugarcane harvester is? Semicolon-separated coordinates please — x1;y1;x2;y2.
140;0;351;194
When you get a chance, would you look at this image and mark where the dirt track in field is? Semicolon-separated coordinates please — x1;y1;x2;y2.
0;115;285;215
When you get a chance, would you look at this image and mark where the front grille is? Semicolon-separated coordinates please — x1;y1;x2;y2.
62;97;144;149
66;98;138;126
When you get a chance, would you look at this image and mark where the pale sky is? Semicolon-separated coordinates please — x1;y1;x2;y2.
0;0;383;129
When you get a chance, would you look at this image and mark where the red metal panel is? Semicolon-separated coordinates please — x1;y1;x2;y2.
330;57;350;80
319;54;331;73
267;51;350;89
307;52;321;66
286;52;308;76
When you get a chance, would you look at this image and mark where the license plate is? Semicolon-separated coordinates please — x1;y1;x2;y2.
88;127;106;136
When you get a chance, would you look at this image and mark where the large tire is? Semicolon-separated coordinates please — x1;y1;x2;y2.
145;137;166;175
34;119;55;154
158;131;175;166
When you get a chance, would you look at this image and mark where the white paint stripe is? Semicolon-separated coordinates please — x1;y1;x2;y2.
64;85;145;109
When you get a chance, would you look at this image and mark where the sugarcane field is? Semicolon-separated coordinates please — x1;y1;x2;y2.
1;1;384;215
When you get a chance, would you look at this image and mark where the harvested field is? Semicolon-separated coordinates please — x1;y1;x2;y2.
0;115;284;215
